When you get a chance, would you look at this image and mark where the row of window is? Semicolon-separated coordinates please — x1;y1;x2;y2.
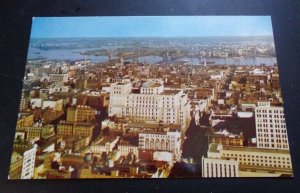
256;109;284;114
258;143;288;149
257;124;286;128
239;160;291;168
205;163;237;177
223;153;290;160
257;133;287;138
257;129;287;133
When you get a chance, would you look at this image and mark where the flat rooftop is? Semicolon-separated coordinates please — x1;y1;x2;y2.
222;145;290;154
160;90;181;95
126;122;181;130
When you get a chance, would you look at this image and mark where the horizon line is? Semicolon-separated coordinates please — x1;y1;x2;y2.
31;35;274;39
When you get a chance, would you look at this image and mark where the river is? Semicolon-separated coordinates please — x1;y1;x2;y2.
28;46;277;66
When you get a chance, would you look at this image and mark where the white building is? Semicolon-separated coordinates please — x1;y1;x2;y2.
139;130;181;161
16;144;38;179
153;151;173;162
42;99;63;111
202;143;293;177
237;111;253;118
30;98;43;109
255;101;289;150
109;81;191;130
202;157;239;178
210;71;224;80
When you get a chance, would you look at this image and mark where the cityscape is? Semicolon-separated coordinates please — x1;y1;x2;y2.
9;16;293;179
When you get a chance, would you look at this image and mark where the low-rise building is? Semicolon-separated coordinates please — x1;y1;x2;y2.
117;140;139;158
139;129;181;161
49;73;68;83
90;136;120;155
210;129;244;147
16;113;34;127
16;124;55;141
67;105;96;122
57;121;95;143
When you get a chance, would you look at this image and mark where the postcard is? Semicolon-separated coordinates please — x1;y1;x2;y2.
8;16;293;179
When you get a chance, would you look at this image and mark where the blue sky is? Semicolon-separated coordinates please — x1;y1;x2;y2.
31;16;273;38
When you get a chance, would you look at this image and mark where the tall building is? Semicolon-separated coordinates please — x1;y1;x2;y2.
109;81;191;130
255;101;289;150
11;144;37;179
67;105;96;122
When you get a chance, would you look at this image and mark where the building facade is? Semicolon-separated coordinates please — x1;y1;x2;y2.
90;136;120;154
109;81;190;130
67;105;96;122
255;101;289;150
49;73;68;83
202;157;239;178
210;130;244;147
118;143;139;158
202;143;293;177
139;130;181;161
57;121;95;142
42;99;63;111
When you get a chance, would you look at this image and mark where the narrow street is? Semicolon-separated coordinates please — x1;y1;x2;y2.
169;115;209;178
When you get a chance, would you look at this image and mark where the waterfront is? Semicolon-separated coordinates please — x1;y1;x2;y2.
28;46;277;66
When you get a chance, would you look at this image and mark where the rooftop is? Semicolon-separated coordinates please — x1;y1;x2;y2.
126;122;181;131
95;136;119;145
222;145;290;154
142;81;162;88
160;89;181;95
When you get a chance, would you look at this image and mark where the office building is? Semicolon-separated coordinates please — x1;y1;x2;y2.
255;101;289;150
109;81;190;130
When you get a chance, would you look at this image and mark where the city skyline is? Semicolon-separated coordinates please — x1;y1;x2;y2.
31;16;273;38
9;16;292;179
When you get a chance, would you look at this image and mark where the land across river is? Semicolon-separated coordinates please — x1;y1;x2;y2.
28;46;277;66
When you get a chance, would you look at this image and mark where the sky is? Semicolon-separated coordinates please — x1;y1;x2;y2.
31;16;273;38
